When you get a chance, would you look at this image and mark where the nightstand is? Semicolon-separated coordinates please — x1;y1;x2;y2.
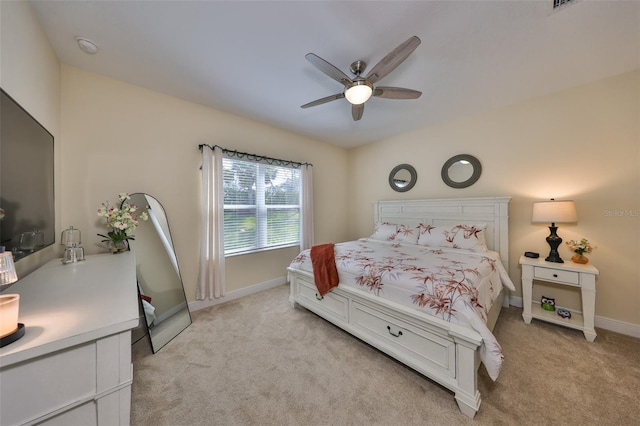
519;255;599;341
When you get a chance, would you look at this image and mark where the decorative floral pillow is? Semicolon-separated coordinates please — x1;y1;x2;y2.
370;222;419;244
417;223;487;251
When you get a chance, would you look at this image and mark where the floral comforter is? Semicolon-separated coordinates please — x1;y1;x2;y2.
289;238;516;381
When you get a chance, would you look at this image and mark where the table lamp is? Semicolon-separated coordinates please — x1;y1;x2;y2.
0;246;24;347
532;199;577;263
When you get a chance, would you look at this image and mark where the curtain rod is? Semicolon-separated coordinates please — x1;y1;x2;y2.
199;144;312;168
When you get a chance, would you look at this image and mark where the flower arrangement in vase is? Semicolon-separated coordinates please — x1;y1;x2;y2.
566;238;594;264
97;193;148;253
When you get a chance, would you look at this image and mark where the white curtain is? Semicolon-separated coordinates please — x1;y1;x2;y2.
197;145;225;300
300;164;314;251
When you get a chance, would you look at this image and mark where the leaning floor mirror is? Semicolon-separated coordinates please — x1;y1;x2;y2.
128;193;192;353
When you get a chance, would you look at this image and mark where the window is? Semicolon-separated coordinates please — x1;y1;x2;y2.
222;157;301;254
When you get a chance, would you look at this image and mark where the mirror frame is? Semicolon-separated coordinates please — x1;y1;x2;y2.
441;154;482;189
389;164;417;192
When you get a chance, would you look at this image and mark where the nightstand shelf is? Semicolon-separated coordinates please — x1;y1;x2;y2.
519;255;599;341
529;302;584;329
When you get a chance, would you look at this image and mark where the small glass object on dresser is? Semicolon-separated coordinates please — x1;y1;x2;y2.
0;248;17;287
61;226;85;264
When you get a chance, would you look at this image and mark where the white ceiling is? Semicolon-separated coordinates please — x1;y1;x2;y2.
29;0;639;149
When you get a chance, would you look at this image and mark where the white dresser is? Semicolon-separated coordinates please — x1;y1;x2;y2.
0;252;139;425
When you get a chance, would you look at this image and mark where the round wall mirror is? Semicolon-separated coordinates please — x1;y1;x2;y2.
441;154;482;188
389;164;417;192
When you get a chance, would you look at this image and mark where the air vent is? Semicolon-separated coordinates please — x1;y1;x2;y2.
553;0;574;9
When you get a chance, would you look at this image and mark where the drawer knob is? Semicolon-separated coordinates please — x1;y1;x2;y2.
387;325;403;337
553;274;558;278
315;293;324;301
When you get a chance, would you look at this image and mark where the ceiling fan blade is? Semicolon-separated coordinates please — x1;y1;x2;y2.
301;93;345;109
373;87;422;99
305;53;353;85
365;36;421;84
352;103;364;121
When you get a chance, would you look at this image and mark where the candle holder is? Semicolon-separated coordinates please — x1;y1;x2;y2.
0;247;23;348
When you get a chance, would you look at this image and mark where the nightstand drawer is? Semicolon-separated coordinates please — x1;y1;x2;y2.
534;267;579;285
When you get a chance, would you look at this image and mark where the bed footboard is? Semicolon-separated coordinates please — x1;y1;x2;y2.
288;268;485;418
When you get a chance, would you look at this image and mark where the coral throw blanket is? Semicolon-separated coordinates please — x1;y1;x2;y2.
310;243;339;296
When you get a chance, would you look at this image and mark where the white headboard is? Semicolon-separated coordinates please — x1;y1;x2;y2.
372;197;511;271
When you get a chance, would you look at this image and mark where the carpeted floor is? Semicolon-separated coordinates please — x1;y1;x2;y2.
131;284;639;425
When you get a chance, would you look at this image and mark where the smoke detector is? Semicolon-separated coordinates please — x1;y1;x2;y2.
76;37;98;54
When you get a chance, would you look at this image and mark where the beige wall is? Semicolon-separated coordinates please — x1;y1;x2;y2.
0;0;61;277
348;70;640;326
59;65;349;302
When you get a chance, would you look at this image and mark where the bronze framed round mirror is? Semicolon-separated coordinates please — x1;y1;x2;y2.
441;154;482;189
389;164;417;192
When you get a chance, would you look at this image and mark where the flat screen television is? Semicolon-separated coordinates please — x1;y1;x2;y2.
0;88;55;261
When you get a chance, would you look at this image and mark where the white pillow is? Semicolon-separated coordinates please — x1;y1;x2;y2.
370;222;419;244
417;224;487;251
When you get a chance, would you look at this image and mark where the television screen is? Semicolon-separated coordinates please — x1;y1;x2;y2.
0;89;55;261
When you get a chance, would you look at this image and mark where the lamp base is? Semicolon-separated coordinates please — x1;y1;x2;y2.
545;253;564;263
0;323;25;348
545;224;564;263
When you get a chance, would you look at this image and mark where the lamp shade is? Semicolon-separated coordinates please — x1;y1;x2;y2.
532;200;577;224
0;249;18;286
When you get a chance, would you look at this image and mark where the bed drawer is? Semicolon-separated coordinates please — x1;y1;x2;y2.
351;301;456;378
294;277;349;322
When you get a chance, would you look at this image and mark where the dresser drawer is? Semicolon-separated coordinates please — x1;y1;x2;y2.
0;331;133;426
0;342;97;425
534;266;580;285
351;301;456;378
295;276;349;322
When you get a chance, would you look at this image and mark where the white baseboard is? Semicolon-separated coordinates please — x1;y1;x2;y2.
507;295;640;338
509;295;524;308
594;316;640;338
189;276;287;312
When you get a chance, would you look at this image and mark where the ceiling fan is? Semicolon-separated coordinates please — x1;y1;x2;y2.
301;36;422;121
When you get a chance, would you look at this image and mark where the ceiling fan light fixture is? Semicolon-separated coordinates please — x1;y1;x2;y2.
344;80;373;105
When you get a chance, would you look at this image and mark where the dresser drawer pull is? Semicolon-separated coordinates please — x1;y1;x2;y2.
315;293;323;301
553;274;558;278
387;325;403;337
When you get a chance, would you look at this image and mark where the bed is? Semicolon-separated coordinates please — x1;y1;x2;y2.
287;197;513;418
